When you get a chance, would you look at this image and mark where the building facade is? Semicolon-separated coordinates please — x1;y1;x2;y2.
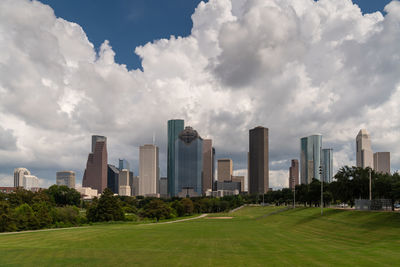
56;171;76;188
82;135;108;194
174;126;203;197
374;152;390;174
249;126;269;194
24;175;39;190
300;134;322;184
119;169;131;196
356;129;374;169
14;168;31;188
321;149;333;183
159;177;168;198
118;159;130;171
202;139;213;194
218;159;233;182
167;119;184;197
107;165;119;194
139;144;159;196
231;176;245;192
289;159;299;190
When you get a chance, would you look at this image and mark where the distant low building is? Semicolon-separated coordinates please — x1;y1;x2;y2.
56;171;76;189
215;180;241;192
77;187;98;200
205;189;239;197
231;176;245;192
0;187;16;194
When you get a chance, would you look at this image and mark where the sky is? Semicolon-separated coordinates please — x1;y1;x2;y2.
0;0;399;189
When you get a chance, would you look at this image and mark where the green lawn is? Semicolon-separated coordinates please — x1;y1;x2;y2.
0;207;399;266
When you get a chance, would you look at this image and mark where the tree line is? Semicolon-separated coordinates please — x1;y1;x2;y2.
1;166;399;233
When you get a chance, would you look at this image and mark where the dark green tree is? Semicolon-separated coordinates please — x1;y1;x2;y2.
46;185;81;207
141;199;171;222
0;201;16;232
86;188;124;222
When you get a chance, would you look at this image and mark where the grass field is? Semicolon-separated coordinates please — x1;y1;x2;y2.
0;206;399;266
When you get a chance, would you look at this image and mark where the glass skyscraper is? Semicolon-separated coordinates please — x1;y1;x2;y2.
174;126;203;197
118;159;130;171
321;148;333;183
167;119;184;197
300;134;322;184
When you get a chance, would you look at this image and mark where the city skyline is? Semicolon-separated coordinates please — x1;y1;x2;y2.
1;0;399;189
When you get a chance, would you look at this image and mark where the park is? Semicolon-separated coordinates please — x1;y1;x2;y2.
0;206;399;266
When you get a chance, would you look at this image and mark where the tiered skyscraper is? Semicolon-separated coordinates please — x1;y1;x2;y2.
82;135;108;193
14;168;39;190
300;134;322;184
167;119;184;197
174;126;203;197
202;139;214;194
139;144;159;196
356;129;373;169
289;159;299;190
249;126;269;194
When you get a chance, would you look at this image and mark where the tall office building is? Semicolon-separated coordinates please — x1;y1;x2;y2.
167;119;184;197
321;149;333;183
24;175;39;190
174;126;203;197
14;168;31;188
374;152;390;174
118;159;130;171
119;169;131;196
300;134;322;184
56;171;76;188
356;129;373;169
82;135;108;194
218;159;233;182
107;165;119;194
289;159;299;190
159;177;168;198
139;144;159;196
249;126;269;194
202;139;213;194
92;135;107;153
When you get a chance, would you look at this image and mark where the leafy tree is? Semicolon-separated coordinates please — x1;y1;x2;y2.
171;200;184;217
86;188;124;222
141;199;171;222
13;204;39;231
32;201;52;228
0;201;16;232
181;198;194;215
46;185;81;207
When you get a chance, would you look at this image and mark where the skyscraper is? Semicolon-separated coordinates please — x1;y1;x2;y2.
321;149;333;183
231;175;245;192
82;135;108;194
139;144;159;196
118;159;130;171
373;152;390;174
119;169;131;196
249;126;269;194
174;126;203;197
202;139;213;194
14;168;30;188
218;159;233;182
107;165;119;194
23;175;39;190
289;159;299;190
56;171;76;188
300;134;322;184
167;119;184;197
356;129;373;169
159;177;168;198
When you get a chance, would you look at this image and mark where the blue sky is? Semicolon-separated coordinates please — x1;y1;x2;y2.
38;0;392;70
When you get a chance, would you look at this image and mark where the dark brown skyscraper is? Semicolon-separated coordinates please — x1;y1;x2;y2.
202;139;213;194
82;135;108;194
289;159;299;190
249;126;269;194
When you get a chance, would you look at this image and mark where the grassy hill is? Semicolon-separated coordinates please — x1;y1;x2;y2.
0;206;399;266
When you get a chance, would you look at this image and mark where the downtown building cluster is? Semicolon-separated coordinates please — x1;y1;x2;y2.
9;122;392;197
288;128;392;190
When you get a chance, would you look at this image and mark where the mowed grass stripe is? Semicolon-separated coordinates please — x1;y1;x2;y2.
0;207;399;266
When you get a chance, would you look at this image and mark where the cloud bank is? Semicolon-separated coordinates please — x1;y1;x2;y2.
0;0;399;188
